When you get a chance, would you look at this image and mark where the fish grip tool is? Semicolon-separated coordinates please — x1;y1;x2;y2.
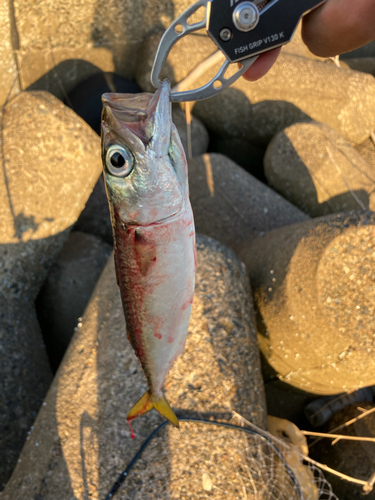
152;0;327;102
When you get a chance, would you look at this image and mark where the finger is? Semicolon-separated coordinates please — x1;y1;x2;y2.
242;48;281;82
302;0;375;57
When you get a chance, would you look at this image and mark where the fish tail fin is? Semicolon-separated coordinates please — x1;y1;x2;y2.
154;395;179;428
127;391;154;420
127;391;179;428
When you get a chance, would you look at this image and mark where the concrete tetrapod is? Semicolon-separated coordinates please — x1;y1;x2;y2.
2;235;266;499
188;153;309;255
238;211;375;395
13;0;195;101
0;91;102;487
0;0;20;107
264;122;375;217
37;232;112;370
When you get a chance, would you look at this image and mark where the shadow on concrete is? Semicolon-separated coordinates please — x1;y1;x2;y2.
266;132;372;217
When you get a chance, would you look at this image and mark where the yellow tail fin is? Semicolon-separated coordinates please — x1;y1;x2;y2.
154;395;179;427
127;390;179;427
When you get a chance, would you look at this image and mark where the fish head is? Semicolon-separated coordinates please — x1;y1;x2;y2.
101;80;187;225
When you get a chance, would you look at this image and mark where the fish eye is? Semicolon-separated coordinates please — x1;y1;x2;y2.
105;145;134;177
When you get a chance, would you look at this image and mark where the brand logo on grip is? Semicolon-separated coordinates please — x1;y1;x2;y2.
230;0;241;7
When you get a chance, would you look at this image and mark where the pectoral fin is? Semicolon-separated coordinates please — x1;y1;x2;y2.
127;390;179;427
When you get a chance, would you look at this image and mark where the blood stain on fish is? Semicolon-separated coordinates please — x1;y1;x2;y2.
181;296;194;310
134;230;157;276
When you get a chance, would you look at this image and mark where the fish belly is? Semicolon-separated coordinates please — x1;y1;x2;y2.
114;203;196;397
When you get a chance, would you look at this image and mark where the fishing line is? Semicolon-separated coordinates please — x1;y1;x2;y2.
47;37;75;110
103;416;303;500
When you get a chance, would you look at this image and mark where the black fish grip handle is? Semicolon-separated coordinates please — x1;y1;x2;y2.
151;0;327;102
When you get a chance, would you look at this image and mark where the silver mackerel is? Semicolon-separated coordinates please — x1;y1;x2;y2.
101;80;196;429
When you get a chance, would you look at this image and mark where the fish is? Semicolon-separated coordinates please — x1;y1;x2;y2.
101;80;196;430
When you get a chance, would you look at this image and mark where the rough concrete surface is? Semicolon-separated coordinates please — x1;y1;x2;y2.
0;0;20;107
2;235;266;499
188;154;309;255
37;232;112;369
1;91;101;244
238;211;375;395
0;90;102;488
12;0;195;101
19;46;119;102
264;122;375;217
136;33;375;145
194;54;375;146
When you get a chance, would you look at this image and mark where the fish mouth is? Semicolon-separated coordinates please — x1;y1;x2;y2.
102;80;171;146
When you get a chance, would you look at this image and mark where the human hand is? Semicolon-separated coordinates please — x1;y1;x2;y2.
243;0;375;82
